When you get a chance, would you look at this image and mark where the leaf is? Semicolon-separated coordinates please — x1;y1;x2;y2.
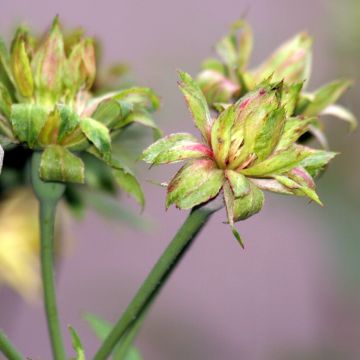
80;117;111;161
166;159;225;209
84;313;143;360
68;326;85;360
112;168;145;208
225;170;250;198
320;104;357;131
40;145;85;183
303;79;352;116
10;103;48;148
211;105;237;168
83;313;112;341
142;133;199;164
233;183;264;221
0;145;3;174
80;188;152;230
178;70;212;141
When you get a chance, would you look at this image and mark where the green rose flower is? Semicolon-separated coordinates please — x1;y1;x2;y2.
197;19;356;147
143;71;336;246
0;17;161;207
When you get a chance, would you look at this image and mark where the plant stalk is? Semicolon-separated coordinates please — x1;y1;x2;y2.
0;331;24;360
93;199;222;360
31;152;66;360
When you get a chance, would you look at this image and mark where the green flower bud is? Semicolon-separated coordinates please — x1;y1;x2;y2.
0;18;160;207
143;71;337;246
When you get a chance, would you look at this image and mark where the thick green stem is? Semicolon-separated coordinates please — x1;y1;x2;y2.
0;331;24;360
31;152;66;360
93;201;222;360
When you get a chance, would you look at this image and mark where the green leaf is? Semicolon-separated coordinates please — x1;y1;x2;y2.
225;170;250;198
80;117;111;161
11;103;48;148
112;168;145;208
303;79;352;116
40;145;85;183
84;313;143;360
178;70;212;141
233;183;265;221
320;104;357;131
83;313;111;341
166;159;224;209
142;133;200;164
211;105;237;168
68;326;85;360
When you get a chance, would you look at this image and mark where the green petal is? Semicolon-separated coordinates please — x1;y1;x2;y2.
233;183;264;221
58;105;81;142
211;105;237;168
80;117;111;161
0;36;14;85
112;168;145;208
320;104;357;131
299;148;337;178
178;70;212;142
225;170;250;198
241;145;311;177
142;133;202;164
253;32;312;85
10;35;33;97
166;159;224;209
276;116;313;151
113;87;160;112
229;84;282;169
0;83;12;119
40;145;85;183
11;103;48;148
281;82;303;117
303;79;352;116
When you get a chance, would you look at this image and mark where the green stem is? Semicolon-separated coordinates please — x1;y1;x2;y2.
93;201;222;360
0;331;24;360
31;152;66;360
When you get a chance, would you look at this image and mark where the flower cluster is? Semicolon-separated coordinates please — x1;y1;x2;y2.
0;17;160;206
143;71;336;246
197;19;356;147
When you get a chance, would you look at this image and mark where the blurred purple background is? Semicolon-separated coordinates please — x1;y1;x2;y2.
1;0;360;359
